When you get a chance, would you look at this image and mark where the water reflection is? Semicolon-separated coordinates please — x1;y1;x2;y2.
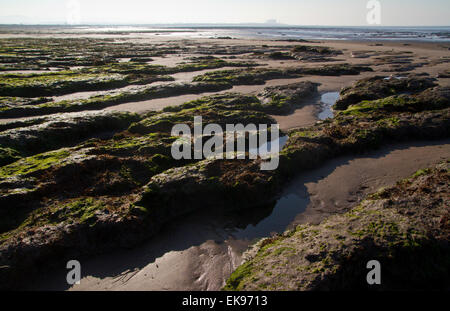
318;92;340;120
229;193;308;240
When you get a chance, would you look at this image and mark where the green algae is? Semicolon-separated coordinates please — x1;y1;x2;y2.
340;96;416;116
291;45;336;54
129;97;275;135
412;168;432;178
86;58;257;76
223;261;255;291
0;82;232;118
163;93;263;113
0;149;71;178
192;68;294;85
0;147;21;167
57;197;106;224
193;65;371;86
0;71;131;97
0;197;106;242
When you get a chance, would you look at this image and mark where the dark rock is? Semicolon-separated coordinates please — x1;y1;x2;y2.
334;75;437;110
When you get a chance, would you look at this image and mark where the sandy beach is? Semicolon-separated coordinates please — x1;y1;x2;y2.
0;27;449;291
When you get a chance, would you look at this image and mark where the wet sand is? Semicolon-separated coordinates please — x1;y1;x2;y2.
271;105;319;131
27;139;450;291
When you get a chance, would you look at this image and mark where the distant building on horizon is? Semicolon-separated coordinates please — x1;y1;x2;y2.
265;19;279;25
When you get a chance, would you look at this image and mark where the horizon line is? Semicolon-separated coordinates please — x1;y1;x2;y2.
0;23;450;28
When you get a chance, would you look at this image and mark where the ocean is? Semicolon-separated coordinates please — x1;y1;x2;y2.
0;25;449;42
218;26;450;41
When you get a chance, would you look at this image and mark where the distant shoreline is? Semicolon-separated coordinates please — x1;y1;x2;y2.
0;25;449;42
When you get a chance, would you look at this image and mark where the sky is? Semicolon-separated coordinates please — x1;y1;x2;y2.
0;0;449;26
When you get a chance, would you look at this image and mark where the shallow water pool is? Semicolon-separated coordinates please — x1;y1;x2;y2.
318;92;340;120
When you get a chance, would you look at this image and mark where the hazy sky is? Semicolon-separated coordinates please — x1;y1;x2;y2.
0;0;449;26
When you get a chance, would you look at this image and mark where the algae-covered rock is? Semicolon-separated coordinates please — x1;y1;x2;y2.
193;68;298;85
268;52;296;60
0;111;140;158
0;147;20;167
334;75;437;110
129;93;277;134
0;82;233;118
0;96;49;110
192;65;372;86
338;86;450;117
292;45;336;54
0;71;133;97
278;98;450;178
257;81;319;114
225;162;450;291
162;93;263;113
298;63;373;76
136;158;279;221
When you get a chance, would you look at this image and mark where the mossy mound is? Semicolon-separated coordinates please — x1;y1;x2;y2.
193;68;297;85
193;64;372;85
291;45;338;55
0;96;49;110
162;93;263;113
279;108;450;178
0;71;134;97
268;52;296;60
160;83;319;117
0;147;20;167
0;82;232;118
136;158;279;224
257;81;319;114
0;111;140;161
299;63;373;76
334;75;437;110
129;93;277;135
339;86;450;117
85;58;258;76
